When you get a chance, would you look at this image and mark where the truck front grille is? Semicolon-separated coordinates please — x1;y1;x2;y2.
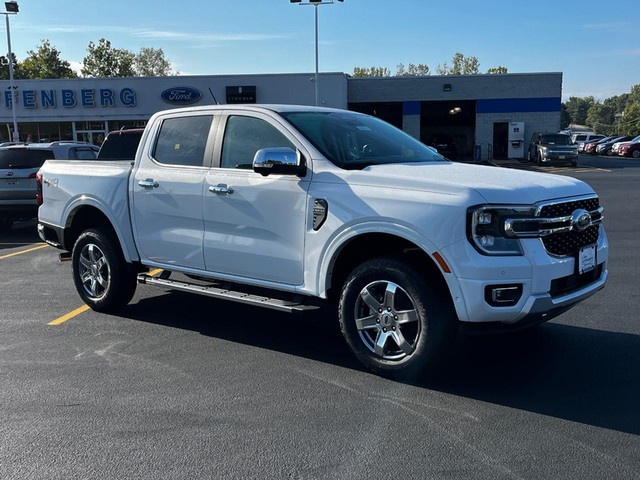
538;197;601;257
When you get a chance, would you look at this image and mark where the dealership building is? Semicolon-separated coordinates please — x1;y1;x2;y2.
0;71;562;161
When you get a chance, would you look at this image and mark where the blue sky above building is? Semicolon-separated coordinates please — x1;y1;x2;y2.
6;0;638;101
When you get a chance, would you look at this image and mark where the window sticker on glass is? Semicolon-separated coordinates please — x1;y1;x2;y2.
357;126;372;131
175;144;181;150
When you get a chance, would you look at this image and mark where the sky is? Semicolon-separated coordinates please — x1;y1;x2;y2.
4;0;639;101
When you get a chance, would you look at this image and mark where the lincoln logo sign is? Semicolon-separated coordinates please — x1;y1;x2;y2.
161;87;202;105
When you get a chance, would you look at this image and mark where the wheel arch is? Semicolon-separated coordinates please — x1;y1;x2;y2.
63;203;138;263
324;231;454;310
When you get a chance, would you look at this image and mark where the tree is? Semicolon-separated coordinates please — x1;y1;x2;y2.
586;102;616;134
134;47;174;77
563;96;595;126
621;84;640;135
560;103;571;130
0;53;20;80
436;53;480;75
19;39;77;79
486;66;508;74
352;66;391;78
396;63;430;76
81;38;135;78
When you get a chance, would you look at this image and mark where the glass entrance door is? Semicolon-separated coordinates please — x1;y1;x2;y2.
77;131;106;146
75;121;107;147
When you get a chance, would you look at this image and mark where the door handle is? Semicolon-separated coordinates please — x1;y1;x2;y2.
139;179;159;189
209;184;234;195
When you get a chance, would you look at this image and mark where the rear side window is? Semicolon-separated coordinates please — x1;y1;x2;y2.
0;149;52;169
153;116;213;167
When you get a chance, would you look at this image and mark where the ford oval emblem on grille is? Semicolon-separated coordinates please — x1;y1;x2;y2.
571;209;592;231
160;87;202;105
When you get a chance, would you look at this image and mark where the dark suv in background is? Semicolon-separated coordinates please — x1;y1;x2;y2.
0;142;98;232
428;133;457;160
527;132;578;167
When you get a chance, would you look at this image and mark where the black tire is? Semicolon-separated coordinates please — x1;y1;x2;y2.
338;257;456;379
72;228;136;312
632;150;640;159
570;160;578;168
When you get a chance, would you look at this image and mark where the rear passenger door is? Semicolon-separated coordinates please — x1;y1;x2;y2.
131;113;216;270
202;112;311;286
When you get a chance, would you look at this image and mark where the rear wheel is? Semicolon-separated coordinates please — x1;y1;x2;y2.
633;150;640;159
338;257;456;379
72;228;137;312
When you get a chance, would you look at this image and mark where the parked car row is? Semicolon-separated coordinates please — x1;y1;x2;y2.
583;134;640;157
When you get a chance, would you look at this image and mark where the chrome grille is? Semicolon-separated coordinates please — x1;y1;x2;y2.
538;197;601;257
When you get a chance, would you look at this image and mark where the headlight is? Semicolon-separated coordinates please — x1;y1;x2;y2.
467;205;535;255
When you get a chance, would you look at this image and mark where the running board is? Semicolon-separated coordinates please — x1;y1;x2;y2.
137;273;319;313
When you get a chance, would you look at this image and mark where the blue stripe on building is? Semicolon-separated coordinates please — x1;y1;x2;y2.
402;101;421;116
477;97;561;114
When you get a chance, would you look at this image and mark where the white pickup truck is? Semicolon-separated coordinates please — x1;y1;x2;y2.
37;105;608;378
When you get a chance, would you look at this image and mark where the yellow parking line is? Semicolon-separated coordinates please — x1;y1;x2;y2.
47;270;162;326
48;305;90;326
0;243;48;260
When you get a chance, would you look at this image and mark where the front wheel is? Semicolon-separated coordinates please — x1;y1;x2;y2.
72;228;137;312
338;257;456;379
632;150;640;159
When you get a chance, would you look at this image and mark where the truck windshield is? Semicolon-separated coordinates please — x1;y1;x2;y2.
280;111;447;169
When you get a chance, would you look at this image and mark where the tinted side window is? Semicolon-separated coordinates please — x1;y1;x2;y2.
153;115;213;167
221;116;294;169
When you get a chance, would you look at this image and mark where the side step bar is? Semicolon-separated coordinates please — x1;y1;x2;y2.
137;272;320;313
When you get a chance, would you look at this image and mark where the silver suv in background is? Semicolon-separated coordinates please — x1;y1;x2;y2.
0;142;98;232
571;133;606;152
527;133;578;167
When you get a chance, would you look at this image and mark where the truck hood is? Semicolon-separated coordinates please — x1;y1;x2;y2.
354;162;594;204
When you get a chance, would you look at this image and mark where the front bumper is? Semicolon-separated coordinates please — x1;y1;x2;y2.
540;152;578;163
440;225;608;327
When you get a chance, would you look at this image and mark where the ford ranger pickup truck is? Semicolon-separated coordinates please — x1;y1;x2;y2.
37;105;608;378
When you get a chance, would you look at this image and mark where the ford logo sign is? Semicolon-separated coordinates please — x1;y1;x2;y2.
160;87;202;105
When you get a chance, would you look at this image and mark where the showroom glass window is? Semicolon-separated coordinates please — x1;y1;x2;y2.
153;115;213;167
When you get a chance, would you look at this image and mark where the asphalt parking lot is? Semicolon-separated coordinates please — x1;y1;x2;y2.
1;155;639;479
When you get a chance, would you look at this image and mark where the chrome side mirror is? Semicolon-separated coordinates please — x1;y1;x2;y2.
253;147;306;177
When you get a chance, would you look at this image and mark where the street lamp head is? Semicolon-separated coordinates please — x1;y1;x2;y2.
4;1;18;13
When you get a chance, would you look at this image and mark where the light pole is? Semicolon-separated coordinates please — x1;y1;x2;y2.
3;0;18;142
289;0;343;107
